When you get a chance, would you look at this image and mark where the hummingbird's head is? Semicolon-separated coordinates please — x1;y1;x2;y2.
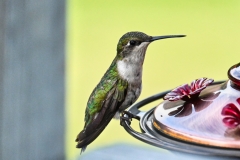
117;32;151;56
116;31;185;59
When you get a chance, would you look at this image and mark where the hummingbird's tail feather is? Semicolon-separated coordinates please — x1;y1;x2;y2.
80;146;87;155
75;109;117;149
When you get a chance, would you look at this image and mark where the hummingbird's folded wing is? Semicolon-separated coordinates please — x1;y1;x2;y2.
75;79;128;151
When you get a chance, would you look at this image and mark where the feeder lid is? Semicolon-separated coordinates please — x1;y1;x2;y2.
153;63;240;148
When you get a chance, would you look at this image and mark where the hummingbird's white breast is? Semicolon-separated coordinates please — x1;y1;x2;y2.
117;59;143;83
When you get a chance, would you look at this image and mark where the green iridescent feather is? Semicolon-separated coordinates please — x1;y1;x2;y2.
84;56;127;126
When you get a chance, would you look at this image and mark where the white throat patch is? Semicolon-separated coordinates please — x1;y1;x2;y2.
117;42;150;83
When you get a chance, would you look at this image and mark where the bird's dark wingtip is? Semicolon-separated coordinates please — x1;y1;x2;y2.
75;139;83;148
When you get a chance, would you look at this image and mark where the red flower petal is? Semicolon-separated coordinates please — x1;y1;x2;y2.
223;117;240;128
164;78;214;102
177;84;191;95
190;80;197;91
221;103;240;118
195;78;205;89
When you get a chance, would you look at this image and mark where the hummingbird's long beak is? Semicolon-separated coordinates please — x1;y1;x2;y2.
149;35;186;42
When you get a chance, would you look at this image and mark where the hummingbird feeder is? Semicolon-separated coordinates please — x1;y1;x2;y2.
120;62;240;158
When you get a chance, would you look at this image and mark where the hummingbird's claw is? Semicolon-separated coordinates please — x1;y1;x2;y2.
120;111;137;126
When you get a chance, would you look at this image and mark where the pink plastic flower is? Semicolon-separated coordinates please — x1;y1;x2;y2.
164;78;214;101
222;98;240;129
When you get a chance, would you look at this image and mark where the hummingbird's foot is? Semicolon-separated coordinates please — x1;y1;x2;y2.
120;111;137;126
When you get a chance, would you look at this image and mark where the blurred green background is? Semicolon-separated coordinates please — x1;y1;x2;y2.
66;0;240;159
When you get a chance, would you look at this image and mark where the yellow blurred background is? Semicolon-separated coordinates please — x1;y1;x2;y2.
66;0;240;159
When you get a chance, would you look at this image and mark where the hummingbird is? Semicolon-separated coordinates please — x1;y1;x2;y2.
75;31;185;153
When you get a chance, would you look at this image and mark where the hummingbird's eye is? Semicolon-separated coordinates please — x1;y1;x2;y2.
129;40;136;45
129;40;141;46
